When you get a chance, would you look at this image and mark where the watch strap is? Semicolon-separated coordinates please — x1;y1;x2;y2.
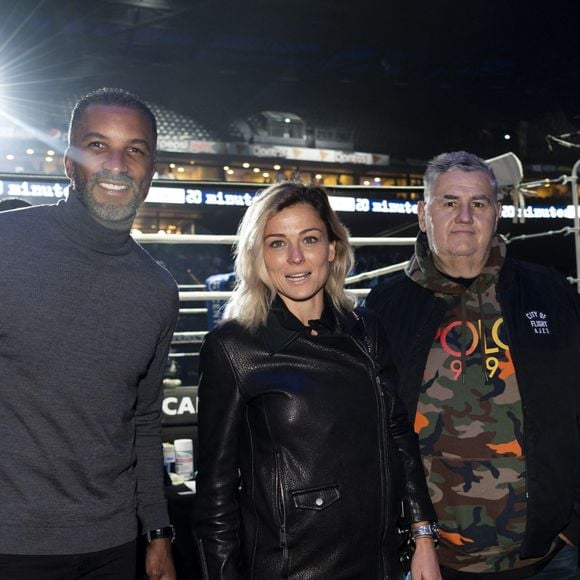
145;525;176;543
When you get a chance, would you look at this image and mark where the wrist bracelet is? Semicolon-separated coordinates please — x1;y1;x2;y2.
411;522;440;546
145;525;176;543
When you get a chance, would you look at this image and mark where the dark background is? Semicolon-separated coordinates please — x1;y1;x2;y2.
1;0;579;281
1;0;579;164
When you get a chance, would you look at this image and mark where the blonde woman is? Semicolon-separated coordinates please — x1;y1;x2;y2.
194;182;441;579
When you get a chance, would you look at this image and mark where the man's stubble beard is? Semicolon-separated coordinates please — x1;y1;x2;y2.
72;166;146;222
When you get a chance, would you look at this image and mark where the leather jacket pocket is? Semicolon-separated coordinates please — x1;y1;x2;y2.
291;484;341;511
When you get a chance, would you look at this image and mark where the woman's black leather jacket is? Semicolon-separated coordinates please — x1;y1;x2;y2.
194;302;435;579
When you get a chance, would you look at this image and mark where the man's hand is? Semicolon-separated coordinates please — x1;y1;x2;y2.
410;537;442;580
145;538;176;580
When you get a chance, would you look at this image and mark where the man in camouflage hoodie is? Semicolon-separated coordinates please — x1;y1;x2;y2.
366;151;580;579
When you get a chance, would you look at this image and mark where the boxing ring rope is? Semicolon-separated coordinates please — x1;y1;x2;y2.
169;287;386;350
133;234;417;247
511;157;580;292
571;159;580;293
131;233;416;349
134;161;580;351
131;233;416;310
134;194;580;329
134;172;580;297
505;226;578;243
343;260;410;285
139;154;580;371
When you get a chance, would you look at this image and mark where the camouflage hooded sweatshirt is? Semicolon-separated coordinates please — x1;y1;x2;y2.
406;233;543;574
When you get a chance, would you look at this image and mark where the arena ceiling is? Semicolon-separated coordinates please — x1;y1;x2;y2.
1;0;580;165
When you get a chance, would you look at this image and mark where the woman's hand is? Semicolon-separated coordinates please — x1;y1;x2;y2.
410;537;442;580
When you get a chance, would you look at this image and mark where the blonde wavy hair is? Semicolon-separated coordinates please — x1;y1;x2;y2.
222;182;356;330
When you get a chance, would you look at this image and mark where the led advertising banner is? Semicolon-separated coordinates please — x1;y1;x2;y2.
0;177;577;220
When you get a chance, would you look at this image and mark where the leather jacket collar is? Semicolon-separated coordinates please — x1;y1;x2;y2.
259;295;363;355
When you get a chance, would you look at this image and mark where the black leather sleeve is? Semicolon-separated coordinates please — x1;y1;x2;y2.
356;308;435;525
193;330;245;580
386;389;436;525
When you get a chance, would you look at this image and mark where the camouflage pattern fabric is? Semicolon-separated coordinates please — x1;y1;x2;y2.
406;235;547;573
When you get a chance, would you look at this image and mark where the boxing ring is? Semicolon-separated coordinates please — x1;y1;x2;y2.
131;153;580;381
132;233;416;359
135;218;579;371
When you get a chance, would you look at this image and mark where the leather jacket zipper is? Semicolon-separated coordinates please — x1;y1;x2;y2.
196;537;210;580
374;372;390;577
274;450;289;577
350;327;390;577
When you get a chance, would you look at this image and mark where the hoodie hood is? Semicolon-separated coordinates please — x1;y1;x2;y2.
405;231;506;295
406;232;507;385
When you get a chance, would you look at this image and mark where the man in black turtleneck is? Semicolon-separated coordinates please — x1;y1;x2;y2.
0;88;178;579
367;151;580;580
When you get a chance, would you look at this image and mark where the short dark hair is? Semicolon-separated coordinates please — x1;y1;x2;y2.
68;87;157;145
423;151;498;201
0;198;32;212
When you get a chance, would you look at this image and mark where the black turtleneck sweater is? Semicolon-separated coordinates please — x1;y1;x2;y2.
0;192;179;554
